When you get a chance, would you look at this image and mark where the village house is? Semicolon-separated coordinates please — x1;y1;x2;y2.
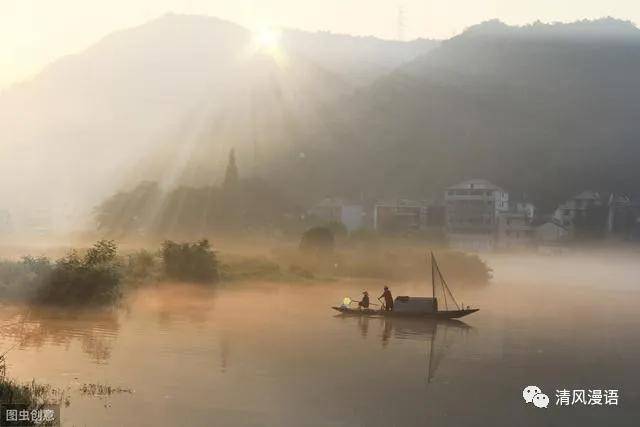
552;190;603;232
308;197;365;232
373;199;445;233
496;211;535;249
604;193;640;239
444;179;509;251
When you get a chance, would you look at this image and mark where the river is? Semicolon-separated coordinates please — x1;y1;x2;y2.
1;252;639;426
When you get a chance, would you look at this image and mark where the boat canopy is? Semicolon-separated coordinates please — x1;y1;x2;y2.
394;296;438;313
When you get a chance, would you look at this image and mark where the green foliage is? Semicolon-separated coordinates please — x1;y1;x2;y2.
124;250;158;284
35;240;122;306
324;221;348;239
1;356;66;425
84;240;118;265
94;181;161;236
0;258;49;300
95;178;296;237
161;239;219;283
299;227;335;254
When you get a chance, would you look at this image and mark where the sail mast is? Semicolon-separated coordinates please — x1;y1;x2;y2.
434;256;461;310
430;252;435;299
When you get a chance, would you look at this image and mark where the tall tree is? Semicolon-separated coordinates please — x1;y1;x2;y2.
223;148;239;191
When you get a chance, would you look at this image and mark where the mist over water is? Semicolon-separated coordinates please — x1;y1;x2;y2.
1;252;638;426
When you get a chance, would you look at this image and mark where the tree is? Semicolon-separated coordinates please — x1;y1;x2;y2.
223;148;239;191
94;181;161;235
299;227;335;254
161;239;219;283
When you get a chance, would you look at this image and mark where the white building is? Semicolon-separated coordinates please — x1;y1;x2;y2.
308;198;364;232
444;179;509;251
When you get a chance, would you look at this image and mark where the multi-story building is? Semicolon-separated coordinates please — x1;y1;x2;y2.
444;179;509;251
308;198;364;232
373;199;445;233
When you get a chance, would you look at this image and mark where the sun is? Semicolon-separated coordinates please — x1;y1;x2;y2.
253;27;282;53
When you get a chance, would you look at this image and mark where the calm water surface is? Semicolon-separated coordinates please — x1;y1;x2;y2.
1;254;639;426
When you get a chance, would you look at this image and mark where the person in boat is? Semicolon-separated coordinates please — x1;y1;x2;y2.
358;291;370;309
379;286;394;311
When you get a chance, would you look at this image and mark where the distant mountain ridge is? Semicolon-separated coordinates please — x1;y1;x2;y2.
315;18;640;210
0;13;436;231
3;15;640;232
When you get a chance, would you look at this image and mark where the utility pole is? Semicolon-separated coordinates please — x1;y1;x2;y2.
396;4;406;41
251;89;258;178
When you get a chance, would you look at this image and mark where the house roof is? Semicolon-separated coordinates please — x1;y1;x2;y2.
447;179;504;192
572;190;601;201
536;220;569;231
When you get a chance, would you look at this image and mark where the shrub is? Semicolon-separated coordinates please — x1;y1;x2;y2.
124;250;158;283
1;356;66;426
299;227;335;254
161;239;219;283
35;240;122;306
0;257;50;301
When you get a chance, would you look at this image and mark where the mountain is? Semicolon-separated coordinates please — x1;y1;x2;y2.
314;18;640;210
282;30;437;86
0;14;435;232
5;15;640;234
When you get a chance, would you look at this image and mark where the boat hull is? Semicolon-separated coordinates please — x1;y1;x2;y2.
331;306;479;319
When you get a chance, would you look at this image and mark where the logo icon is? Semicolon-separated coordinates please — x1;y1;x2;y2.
533;392;550;408
523;385;549;409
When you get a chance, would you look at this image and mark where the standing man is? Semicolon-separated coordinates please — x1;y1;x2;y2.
379;286;394;311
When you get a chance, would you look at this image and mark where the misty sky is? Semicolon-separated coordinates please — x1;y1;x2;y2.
2;0;640;89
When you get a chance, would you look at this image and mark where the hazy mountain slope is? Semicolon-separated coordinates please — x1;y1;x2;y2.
282;30;437;86
0;13;431;232
321;18;640;209
0;14;253;231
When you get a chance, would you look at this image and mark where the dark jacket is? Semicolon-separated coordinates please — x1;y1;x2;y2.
359;294;370;308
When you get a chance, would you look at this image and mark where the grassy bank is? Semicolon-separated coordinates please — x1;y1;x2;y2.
0;355;66;426
0;237;491;308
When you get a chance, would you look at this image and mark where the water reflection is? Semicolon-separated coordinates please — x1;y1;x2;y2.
0;306;119;363
336;315;474;383
127;283;217;327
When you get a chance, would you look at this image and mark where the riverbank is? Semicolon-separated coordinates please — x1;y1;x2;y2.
0;238;491;309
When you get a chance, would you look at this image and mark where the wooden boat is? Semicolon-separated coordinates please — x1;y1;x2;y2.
331;306;478;319
332;252;479;320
